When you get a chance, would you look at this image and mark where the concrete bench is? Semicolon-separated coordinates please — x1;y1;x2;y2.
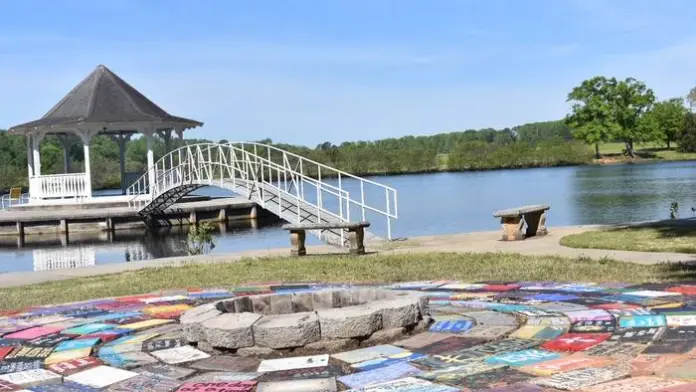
282;221;371;256
493;204;550;241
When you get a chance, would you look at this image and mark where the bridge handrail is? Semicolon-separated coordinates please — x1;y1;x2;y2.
127;142;398;240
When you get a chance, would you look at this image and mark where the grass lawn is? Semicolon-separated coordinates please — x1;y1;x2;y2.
2;252;696;311
599;142;696;161
561;222;696;254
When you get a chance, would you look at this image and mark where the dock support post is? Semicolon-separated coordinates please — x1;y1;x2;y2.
218;208;227;222
348;227;366;255
59;219;68;234
189;211;198;226
249;205;258;219
16;222;24;247
105;217;114;232
289;229;306;256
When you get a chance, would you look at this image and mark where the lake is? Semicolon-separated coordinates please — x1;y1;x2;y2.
2;160;696;273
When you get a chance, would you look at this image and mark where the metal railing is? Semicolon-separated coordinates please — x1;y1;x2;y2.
126;142;398;240
29;173;89;200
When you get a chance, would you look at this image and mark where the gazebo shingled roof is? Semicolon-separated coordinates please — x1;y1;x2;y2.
8;64;203;134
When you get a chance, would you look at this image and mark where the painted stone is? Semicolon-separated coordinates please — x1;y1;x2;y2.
520;355;613;376
644;340;696;354
24;334;73;348
3;327;63;340
463;325;517;340
139;364;197;380
55;338;100;353
609;327;664;342
46;357;103;376
188;356;260;372
0;359;42;375
0;380;21;391
429;318;473;333
541;333;611;352
259;365;344;382
105;371;183;392
0;369;62;387
619;315;667;328
631;354;685;377
583;342;647;357
175;381;257;392
142;338;186;353
256;378;336;392
412;338;540;369
337;362;421;389
150;346;210;365
346;376;459;391
332;345;407;364
583;376;686;392
351;352;426;371
65;365;138;389
0;348;12;361
62;324;113;336
100;351;158;369
658;358;696;380
418;361;507;382
486;349;561;367
662;326;696;341
416;336;489;355
394;332;456;349
185;372;260;382
440;367;535;389
45;348;93;365
666;314;696;327
570;319;616;333
257;354;329;372
28;381;100;391
534;366;629;390
120;319;174;331
3;346;53;361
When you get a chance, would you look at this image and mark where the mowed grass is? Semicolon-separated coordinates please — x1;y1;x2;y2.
561;223;696;254
599;142;696;161
2;252;696;311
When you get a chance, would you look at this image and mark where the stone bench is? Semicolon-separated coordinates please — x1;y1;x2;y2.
493;204;550;241
282;221;371;256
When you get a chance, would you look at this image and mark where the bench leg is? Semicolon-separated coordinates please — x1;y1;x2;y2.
500;217;525;241
523;211;548;237
348;227;366;255
289;230;306;256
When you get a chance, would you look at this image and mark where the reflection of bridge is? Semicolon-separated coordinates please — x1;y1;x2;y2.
128;142;398;246
28;228;191;271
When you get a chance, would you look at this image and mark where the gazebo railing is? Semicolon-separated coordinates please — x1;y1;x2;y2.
29;173;89;200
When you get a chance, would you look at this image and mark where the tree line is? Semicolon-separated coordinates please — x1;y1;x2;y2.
0;120;586;192
566;76;696;157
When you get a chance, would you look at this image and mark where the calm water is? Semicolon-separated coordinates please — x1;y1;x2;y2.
2;161;696;273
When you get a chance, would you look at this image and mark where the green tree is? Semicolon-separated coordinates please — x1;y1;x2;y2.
678;113;696;152
565;76;655;158
640;98;688;149
565;77;617;158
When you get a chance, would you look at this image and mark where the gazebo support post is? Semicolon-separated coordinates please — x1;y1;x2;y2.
78;129;93;199
57;135;73;173
158;129;173;154
112;133;131;195
26;134;34;199
32;132;44;177
144;129;155;197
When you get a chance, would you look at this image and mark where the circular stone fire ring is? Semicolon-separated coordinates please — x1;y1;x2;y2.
180;288;430;354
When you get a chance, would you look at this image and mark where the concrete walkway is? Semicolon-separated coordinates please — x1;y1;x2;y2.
0;225;694;288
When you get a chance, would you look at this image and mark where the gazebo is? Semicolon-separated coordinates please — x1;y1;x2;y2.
8;64;202;202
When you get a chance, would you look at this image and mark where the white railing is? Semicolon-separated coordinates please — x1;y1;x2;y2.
29;173;89;200
127;142;399;241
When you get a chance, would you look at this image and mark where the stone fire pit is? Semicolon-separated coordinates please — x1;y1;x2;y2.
180;288;429;354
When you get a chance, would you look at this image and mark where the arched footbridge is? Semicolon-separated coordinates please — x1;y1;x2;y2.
127;142;398;247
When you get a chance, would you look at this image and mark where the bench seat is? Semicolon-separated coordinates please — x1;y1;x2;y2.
282;221;370;256
492;204;550;241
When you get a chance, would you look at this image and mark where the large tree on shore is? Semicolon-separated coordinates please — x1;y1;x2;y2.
639;98;688;149
566;76;655;158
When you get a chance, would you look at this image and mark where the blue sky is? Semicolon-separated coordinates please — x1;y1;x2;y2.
2;0;696;146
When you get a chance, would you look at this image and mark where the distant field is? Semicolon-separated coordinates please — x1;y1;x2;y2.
599;142;696;161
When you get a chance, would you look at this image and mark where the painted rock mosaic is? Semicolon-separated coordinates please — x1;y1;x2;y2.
1;282;696;390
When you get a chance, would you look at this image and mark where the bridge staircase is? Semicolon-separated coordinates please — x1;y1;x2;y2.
127;143;398;247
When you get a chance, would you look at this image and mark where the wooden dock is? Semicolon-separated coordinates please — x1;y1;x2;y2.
0;197;266;241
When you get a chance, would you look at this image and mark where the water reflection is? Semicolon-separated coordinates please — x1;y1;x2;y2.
0;218;289;274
